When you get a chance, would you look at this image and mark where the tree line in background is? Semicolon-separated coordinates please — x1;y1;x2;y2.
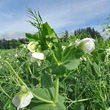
60;27;102;42
0;38;29;49
0;27;106;49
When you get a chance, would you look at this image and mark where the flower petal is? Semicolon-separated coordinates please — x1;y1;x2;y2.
75;38;95;53
12;92;33;109
106;48;110;55
32;52;44;60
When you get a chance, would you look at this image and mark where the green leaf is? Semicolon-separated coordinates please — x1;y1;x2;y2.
62;47;83;61
72;103;84;110
52;65;67;75
25;33;34;39
34;31;42;40
63;59;80;70
41;22;57;38
92;62;101;77
30;87;65;110
32;88;52;101
54;44;63;61
32;101;66;110
52;47;83;75
25;31;41;41
26;22;58;42
26;22;59;51
41;73;53;89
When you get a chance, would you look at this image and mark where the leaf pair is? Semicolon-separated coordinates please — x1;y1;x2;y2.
52;46;83;75
30;73;66;110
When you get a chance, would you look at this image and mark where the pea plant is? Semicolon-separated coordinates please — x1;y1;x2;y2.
0;9;96;110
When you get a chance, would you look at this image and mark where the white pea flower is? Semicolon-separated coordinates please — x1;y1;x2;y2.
31;52;44;60
30;52;44;66
27;41;38;53
12;91;33;110
75;38;95;53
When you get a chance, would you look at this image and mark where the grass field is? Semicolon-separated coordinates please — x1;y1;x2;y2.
0;37;110;110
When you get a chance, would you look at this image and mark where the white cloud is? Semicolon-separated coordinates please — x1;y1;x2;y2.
0;17;37;33
42;0;109;30
0;32;26;40
0;0;110;39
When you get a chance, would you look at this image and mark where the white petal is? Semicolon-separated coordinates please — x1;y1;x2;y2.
12;92;33;109
82;41;95;53
106;49;110;55
75;38;95;53
37;60;41;66
30;56;36;62
32;52;44;60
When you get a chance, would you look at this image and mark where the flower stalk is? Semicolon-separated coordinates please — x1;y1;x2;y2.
48;48;60;103
0;85;11;99
0;60;53;104
53;76;59;103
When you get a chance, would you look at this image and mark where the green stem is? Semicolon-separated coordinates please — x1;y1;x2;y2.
33;93;53;104
61;70;74;84
99;78;106;109
65;97;93;103
0;60;53;104
0;60;27;87
48;48;60;103
0;86;11;99
86;55;92;65
53;76;59;103
66;98;93;109
52;53;59;65
49;48;59;65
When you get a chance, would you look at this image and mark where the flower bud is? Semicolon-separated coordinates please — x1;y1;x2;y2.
106;48;110;55
27;41;38;53
75;38;95;53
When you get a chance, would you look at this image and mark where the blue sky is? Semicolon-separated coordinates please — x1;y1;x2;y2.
0;0;110;39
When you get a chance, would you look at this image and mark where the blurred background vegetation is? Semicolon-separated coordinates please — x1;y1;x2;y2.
0;26;105;49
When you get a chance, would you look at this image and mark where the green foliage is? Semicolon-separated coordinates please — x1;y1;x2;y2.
32;101;66;110
27;8;43;30
26;22;58;52
0;9;110;110
41;73;53;88
52;46;83;75
0;35;110;110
